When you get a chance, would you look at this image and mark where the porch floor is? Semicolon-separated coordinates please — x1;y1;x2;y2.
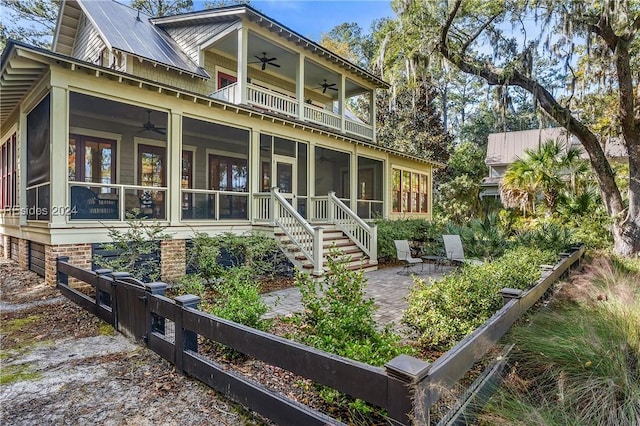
261;264;454;337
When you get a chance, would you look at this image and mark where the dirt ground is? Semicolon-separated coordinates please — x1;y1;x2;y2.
0;259;266;426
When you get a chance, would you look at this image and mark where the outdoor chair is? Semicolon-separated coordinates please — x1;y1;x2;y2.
442;234;483;266
394;240;424;274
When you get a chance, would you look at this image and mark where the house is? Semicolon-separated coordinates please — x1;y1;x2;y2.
0;0;440;284
480;127;627;200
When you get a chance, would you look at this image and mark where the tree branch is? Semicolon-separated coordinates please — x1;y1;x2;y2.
461;14;499;54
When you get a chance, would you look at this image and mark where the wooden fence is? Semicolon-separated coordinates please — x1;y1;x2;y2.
56;244;584;425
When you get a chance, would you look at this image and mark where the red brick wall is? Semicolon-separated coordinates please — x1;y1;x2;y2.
45;243;93;286
17;238;28;270
160;239;186;282
1;235;9;259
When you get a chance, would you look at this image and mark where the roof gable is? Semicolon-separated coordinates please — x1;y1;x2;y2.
164;20;239;64
54;0;209;78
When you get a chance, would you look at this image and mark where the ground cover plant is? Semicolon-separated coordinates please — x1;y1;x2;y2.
479;257;640;425
404;246;558;350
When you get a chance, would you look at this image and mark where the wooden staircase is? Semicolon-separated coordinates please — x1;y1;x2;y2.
275;224;378;275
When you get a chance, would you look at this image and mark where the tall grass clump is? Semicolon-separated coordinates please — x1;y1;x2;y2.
480;257;640;425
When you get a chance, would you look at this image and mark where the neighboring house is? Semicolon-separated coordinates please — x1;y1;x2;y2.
0;0;440;284
480;128;627;199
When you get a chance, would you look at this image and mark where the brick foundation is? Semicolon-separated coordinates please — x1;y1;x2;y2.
17;238;28;270
160;239;186;282
1;235;9;259
44;243;93;286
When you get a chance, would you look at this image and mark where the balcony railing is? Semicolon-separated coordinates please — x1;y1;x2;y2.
210;84;373;140
69;182;167;221
181;189;248;221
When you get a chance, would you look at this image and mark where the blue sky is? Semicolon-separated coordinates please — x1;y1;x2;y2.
200;1;396;41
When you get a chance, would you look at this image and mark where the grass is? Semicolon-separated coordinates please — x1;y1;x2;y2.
0;364;41;385
480;256;640;425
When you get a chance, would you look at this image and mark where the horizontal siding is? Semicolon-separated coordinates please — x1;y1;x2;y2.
72;13;107;64
165;21;238;64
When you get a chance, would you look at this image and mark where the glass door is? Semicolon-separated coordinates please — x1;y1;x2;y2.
273;155;296;205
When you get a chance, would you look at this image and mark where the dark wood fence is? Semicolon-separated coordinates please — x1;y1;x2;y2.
56;244;584;425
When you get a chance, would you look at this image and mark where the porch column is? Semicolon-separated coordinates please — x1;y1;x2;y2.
18;103;28;226
50;85;68;227
296;53;305;121
339;74;346;133
370;89;377;143
169;111;182;226
350;148;357;210
249;128;260;221
309;143;316;220
237;26;248;105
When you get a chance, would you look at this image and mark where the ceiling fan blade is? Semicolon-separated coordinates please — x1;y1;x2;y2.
268;62;281;68
266;57;277;62
323;87;327;94
261;62;266;71
153;128;166;135
329;87;338;91
254;55;262;61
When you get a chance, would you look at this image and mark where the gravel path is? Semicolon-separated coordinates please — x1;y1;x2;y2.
0;259;263;426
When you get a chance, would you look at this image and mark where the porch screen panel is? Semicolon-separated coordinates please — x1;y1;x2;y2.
357;156;383;218
314;147;350;199
26;94;51;220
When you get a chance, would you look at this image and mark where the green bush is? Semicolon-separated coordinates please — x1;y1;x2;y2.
203;266;268;331
514;222;574;253
375;218;444;260
187;231;287;279
293;250;409;365
404;246;557;350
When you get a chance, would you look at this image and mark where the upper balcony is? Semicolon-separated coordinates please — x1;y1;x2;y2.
154;7;386;142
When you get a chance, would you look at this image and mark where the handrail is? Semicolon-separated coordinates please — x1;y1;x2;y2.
210;82;239;103
272;189;323;275
328;192;377;263
247;83;298;117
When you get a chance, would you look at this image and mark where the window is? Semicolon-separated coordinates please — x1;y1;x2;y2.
0;133;17;209
392;167;429;213
209;155;248;192
218;72;237;89
138;144;166;187
69;135;116;184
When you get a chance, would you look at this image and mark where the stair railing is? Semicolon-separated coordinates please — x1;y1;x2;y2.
271;188;324;276
327;191;377;263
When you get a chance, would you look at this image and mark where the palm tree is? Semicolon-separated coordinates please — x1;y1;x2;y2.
500;139;589;215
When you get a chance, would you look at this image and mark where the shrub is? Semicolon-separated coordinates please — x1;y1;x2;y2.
186;232;288;279
404;246;557;350
293;250;409;365
93;210;170;281
375;218;444;260
203;266;268;331
514;222;574;253
292;250;411;421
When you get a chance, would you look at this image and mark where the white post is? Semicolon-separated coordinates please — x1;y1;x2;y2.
328;191;336;224
370;89;377;143
339;74;346;133
237;26;248;105
313;226;324;276
296;53;305;120
370;224;378;263
169;111;182;225
50;85;68;227
270;187;279;226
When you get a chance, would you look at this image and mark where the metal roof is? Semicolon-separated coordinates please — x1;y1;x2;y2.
78;0;209;78
486;128;572;165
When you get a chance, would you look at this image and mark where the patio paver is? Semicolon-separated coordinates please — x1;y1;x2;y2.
262;264;454;333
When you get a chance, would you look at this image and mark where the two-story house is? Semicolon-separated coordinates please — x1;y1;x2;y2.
0;0;440;284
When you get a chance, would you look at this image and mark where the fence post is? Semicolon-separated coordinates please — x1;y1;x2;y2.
56;256;69;286
145;282;169;338
385;354;432;425
174;294;200;373
94;269;113;309
108;272;130;333
500;288;523;305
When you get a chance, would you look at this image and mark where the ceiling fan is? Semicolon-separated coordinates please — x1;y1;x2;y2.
318;80;338;94
137;110;166;135
251;52;280;71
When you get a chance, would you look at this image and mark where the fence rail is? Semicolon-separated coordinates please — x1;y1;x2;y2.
55;243;584;425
